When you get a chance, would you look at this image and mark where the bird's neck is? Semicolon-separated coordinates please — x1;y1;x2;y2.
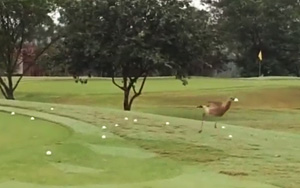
223;100;232;110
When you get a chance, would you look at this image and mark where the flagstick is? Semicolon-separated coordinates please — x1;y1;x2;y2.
258;60;261;77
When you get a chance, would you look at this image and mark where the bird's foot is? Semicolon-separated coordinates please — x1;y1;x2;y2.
198;130;202;133
214;123;217;129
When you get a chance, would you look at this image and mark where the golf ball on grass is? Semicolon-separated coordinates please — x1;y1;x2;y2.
133;119;137;122
46;151;52;156
228;135;233;138
115;124;119;127
124;117;128;120
11;112;15;115
102;135;106;139
50;107;54;111
222;126;226;129
31;117;35;120
165;122;170;125
102;126;107;129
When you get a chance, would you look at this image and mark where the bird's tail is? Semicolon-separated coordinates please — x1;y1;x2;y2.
197;105;203;108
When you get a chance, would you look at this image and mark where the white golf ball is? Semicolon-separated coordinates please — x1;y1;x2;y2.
222;126;226;129
102;126;107;129
124;117;128;120
11;112;15;115
228;135;233;138
133;119;137;122
115;124;119;127
102;135;106;139
50;107;54;111
46;150;52;155
166;122;170;125
31;117;35;120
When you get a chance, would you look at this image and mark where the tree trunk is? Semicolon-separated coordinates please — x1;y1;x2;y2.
5;74;15;100
123;89;131;111
5;88;15;100
0;77;15;100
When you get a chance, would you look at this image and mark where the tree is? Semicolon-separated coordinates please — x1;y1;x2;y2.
57;0;213;110
0;0;58;99
209;0;300;76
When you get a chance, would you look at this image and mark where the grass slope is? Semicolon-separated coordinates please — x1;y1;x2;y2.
10;76;300;133
0;100;299;188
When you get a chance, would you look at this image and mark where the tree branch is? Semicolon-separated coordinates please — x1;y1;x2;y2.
34;36;61;62
129;67;149;94
112;74;124;90
137;75;147;95
0;84;7;99
128;75;147;107
0;76;8;91
129;77;137;93
0;76;8;98
12;36;61;91
132;82;138;94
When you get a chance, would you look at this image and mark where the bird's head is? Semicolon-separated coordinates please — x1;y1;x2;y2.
230;97;239;102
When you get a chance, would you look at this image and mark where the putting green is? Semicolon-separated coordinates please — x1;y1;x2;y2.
0;111;71;149
0;111;71;183
0;108;182;186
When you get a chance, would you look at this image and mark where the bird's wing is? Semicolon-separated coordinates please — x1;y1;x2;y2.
207;101;223;107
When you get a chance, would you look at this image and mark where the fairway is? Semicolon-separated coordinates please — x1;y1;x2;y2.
0;77;299;188
0;0;299;187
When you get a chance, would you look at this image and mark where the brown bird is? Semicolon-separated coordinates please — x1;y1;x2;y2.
197;97;238;133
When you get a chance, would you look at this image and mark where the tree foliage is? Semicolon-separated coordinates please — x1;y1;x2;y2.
57;0;213;110
0;0;58;99
210;0;300;76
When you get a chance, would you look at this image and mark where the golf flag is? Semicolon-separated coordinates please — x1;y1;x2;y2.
258;50;262;61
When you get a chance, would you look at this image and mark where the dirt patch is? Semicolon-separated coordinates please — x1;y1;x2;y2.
117;137;228;163
219;170;249;176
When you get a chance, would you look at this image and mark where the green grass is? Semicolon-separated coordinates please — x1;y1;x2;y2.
12;76;300;133
0;76;299;188
0;107;183;186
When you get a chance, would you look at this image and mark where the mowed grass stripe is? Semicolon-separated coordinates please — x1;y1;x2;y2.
87;144;157;159
0;170;280;188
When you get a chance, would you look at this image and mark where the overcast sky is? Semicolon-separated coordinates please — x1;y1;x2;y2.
191;0;208;10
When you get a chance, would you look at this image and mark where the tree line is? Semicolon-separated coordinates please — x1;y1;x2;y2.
0;0;299;110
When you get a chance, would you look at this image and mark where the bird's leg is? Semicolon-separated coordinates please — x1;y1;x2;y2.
199;113;205;133
217;126;220;140
214;122;217;129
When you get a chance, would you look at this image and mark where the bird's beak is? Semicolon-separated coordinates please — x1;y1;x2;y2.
234;98;239;102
